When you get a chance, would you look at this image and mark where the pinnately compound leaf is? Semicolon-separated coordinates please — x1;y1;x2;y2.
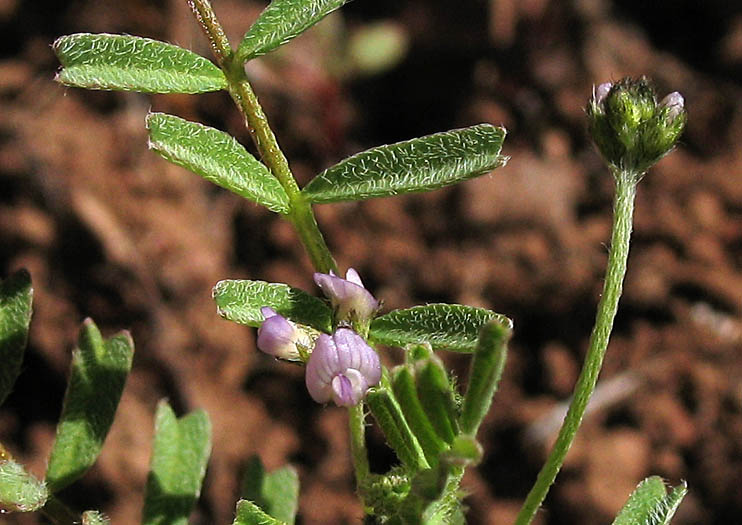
213;279;332;332
302;124;507;203
0;269;32;407
237;0;348;62
146;113;290;213
142;401;211;525
45;319;134;493
369;304;512;353
53;33;227;93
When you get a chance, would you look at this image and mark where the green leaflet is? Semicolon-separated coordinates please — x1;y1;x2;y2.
367;387;430;473
302;125;507;203
53;33;227;93
612;476;688;525
414;358;459;445
45;319;134;493
0;269;32;407
233;499;284;525
241;457;299;525
656;484;689;525
459;320;510;436
213;279;332;332
142;401;212;525
237;0;348;62
391;366;448;465
146;113;290;214
0;459;47;513
369;304;512;353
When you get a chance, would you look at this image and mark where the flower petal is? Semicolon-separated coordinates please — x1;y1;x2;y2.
331;369;368;406
345;268;364;287
257;313;300;359
313;269;379;322
305;328;381;406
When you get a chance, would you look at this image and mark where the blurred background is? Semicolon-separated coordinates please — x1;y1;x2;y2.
1;0;741;523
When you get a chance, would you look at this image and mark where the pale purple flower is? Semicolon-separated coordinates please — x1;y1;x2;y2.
313;268;379;322
660;91;685;120
257;307;311;361
594;82;613;106
305;328;381;407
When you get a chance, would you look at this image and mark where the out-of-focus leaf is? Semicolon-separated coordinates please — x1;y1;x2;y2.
213;280;332;332
0;269;32;407
347;21;409;76
0;459;47;513
45;319;134;493
233;499;283;525
237;0;348;62
142;401;211;525
146;113;290;213
369;304;512;353
302;125;507;203
612;476;688;525
241;457;299;524
53;33;227;93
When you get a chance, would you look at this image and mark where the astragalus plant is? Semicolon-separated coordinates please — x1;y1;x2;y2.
1;1;688;524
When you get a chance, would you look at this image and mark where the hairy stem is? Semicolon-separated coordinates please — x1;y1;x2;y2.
228;78;337;273
187;0;337;274
349;402;370;504
514;171;638;525
187;0;231;64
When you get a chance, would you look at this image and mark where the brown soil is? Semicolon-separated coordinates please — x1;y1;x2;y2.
1;0;741;524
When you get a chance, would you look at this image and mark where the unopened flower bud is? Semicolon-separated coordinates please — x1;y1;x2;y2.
594;82;612;107
660;92;684;120
314;268;379;324
257;307;314;362
587;77;687;176
305;328;381;407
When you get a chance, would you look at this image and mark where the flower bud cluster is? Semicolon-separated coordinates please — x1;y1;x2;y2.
587;77;686;176
256;269;381;407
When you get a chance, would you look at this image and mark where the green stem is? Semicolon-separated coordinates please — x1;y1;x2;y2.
514;171;638;525
349;402;370;503
187;0;337;274
290;196;338;274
